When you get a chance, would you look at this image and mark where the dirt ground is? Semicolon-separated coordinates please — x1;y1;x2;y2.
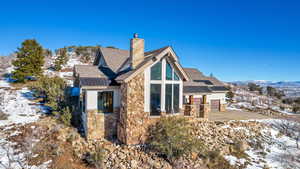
208;110;271;121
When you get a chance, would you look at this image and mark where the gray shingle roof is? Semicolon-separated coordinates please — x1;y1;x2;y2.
183;68;206;80
99;47;130;73
183;86;212;94
210;86;229;92
79;77;110;86
74;65;106;78
183;67;228;93
183;68;225;86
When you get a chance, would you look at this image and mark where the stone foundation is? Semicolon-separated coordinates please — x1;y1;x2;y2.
184;104;199;117
200;104;210;119
86;109;118;140
220;104;226;112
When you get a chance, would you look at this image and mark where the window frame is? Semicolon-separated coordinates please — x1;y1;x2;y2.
149;58;182;116
97;91;114;114
150;60;162;80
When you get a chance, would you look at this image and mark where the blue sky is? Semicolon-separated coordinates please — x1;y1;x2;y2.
0;0;299;82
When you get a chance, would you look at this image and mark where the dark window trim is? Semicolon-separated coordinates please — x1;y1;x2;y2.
97;91;114;114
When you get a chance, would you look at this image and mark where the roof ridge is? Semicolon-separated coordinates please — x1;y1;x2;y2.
144;46;169;55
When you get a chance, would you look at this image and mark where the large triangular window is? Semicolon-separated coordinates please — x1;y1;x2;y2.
166;60;180;81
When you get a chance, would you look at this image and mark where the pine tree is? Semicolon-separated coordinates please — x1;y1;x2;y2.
226;91;235;102
12;39;44;82
54;47;68;71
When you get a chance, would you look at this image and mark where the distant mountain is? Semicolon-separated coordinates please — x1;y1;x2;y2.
230;80;300;98
231;80;300;87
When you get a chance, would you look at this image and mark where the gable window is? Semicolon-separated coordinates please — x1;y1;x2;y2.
149;59;182;115
98;91;114;113
151;61;162;80
166;62;173;80
165;61;180;81
174;72;179;81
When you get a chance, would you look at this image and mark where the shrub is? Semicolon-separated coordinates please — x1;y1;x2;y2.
226;91;234;102
293;105;300;114
85;147;106;169
0;110;8;120
248;83;262;93
29;76;73;126
229;141;249;159
59;107;72;126
29;76;66;111
204;150;236;169
147;116;204;163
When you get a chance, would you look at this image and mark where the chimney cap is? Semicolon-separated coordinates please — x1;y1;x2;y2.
133;33;138;38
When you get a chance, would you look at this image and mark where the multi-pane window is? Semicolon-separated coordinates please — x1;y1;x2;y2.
165;84;172;113
97;91;114;113
174;72;179;80
150;61;162;80
165;84;180;114
173;84;180;113
149;59;181;115
150;84;161;116
166;61;179;81
166;62;173;80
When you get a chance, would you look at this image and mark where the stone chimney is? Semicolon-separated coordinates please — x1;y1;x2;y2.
130;33;144;69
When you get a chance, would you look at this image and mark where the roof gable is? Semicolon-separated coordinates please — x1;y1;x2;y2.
94;47;130;73
115;46;189;82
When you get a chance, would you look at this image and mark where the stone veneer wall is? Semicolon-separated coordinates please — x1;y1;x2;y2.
200;104;210;119
117;73;161;145
183;104;199;117
86;109;119;140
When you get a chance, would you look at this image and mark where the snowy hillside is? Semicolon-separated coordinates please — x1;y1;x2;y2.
224;119;300;169
0;78;50;168
228;85;294;115
231;80;300;98
44;51;88;85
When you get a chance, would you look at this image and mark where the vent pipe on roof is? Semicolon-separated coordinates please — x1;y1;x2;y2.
130;33;144;69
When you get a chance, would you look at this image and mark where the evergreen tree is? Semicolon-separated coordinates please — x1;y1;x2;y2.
12;39;44;82
226;91;235;102
54;47;68;71
43;49;52;57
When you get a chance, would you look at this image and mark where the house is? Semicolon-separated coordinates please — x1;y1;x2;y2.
73;34;228;144
183;68;228;117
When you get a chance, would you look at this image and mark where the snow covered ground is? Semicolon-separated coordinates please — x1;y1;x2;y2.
0;79;49;169
224;119;300;169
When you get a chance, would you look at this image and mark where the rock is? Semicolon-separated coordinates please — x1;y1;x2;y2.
118;151;127;160
130;160;138;168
